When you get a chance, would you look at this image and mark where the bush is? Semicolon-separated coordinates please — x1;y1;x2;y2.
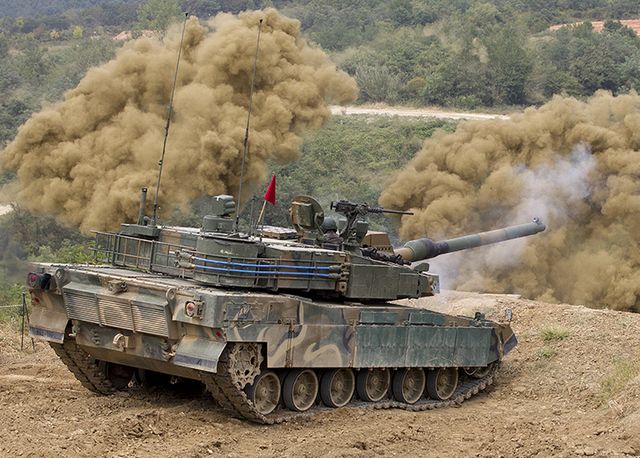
354;64;401;103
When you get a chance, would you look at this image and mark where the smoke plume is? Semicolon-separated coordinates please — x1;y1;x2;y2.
380;92;640;312
0;9;357;232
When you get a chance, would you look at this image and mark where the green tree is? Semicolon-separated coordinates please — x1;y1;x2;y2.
0;98;32;145
137;0;182;32
388;0;413;26
421;47;491;108
354;64;401;103
485;29;533;104
180;0;222;17
16;40;51;87
538;21;640;96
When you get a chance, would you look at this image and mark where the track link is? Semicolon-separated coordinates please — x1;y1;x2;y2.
200;345;498;425
50;341;116;395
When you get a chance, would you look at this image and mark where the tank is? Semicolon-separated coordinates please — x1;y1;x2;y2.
26;191;545;424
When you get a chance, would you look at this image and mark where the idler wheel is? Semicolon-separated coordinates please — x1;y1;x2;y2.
426;367;459;401
356;368;390;402
98;361;134;390
392;368;425;404
283;369;318;412
320;368;355;408
246;371;281;415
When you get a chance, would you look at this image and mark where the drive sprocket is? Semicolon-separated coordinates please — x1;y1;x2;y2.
227;342;263;389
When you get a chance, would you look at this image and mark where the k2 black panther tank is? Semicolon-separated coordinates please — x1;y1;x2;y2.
27;191;545;423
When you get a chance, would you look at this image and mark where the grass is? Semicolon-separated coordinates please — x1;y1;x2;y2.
600;357;640;401
540;326;571;342
536;326;571;361
537;346;558;359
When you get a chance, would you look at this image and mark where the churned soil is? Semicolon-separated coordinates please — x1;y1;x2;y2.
1;292;638;458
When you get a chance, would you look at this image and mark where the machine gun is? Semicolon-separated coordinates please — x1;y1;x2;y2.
329;200;414;248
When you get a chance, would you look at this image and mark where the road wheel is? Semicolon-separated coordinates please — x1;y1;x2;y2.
356;368;390;402
392;368;425;404
426;367;459;401
246;371;281;415
320;368;355;408
282;369;318;412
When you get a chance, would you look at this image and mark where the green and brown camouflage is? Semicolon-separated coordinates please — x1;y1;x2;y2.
26;193;543;423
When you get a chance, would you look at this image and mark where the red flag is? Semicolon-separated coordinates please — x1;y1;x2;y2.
264;175;276;205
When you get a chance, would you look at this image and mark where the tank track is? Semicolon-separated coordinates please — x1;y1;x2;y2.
200;346;498;425
51;339;497;422
49;341;116;395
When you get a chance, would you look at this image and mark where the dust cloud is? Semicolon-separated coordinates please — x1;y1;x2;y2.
0;9;357;233
381;92;640;312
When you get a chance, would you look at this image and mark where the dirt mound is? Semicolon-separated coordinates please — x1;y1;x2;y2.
1;295;639;457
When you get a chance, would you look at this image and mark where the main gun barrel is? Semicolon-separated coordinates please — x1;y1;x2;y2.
394;218;546;263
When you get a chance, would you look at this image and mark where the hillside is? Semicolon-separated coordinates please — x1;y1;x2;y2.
1;292;638;457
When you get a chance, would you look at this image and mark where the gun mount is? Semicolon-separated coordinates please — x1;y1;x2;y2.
330;199;413;248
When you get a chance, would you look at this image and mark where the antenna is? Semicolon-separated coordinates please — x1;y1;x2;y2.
234;18;263;232
151;12;189;226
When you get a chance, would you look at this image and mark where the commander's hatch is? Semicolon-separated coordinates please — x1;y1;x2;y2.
289;195;324;244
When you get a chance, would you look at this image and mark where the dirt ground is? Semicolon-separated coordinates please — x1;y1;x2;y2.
1;292;639;458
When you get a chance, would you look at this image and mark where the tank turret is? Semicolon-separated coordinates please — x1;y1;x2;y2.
88;194;546;302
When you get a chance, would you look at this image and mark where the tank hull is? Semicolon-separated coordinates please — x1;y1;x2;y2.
29;263;515;423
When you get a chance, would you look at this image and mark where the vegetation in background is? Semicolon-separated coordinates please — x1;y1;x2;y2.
0;0;639;132
0;35;118;148
0;280;22;322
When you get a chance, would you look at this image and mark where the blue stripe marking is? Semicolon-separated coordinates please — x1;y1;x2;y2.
191;255;335;271
194;264;337;278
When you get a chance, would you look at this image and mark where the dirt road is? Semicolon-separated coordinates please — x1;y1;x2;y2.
1;292;638;457
329;105;511;121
